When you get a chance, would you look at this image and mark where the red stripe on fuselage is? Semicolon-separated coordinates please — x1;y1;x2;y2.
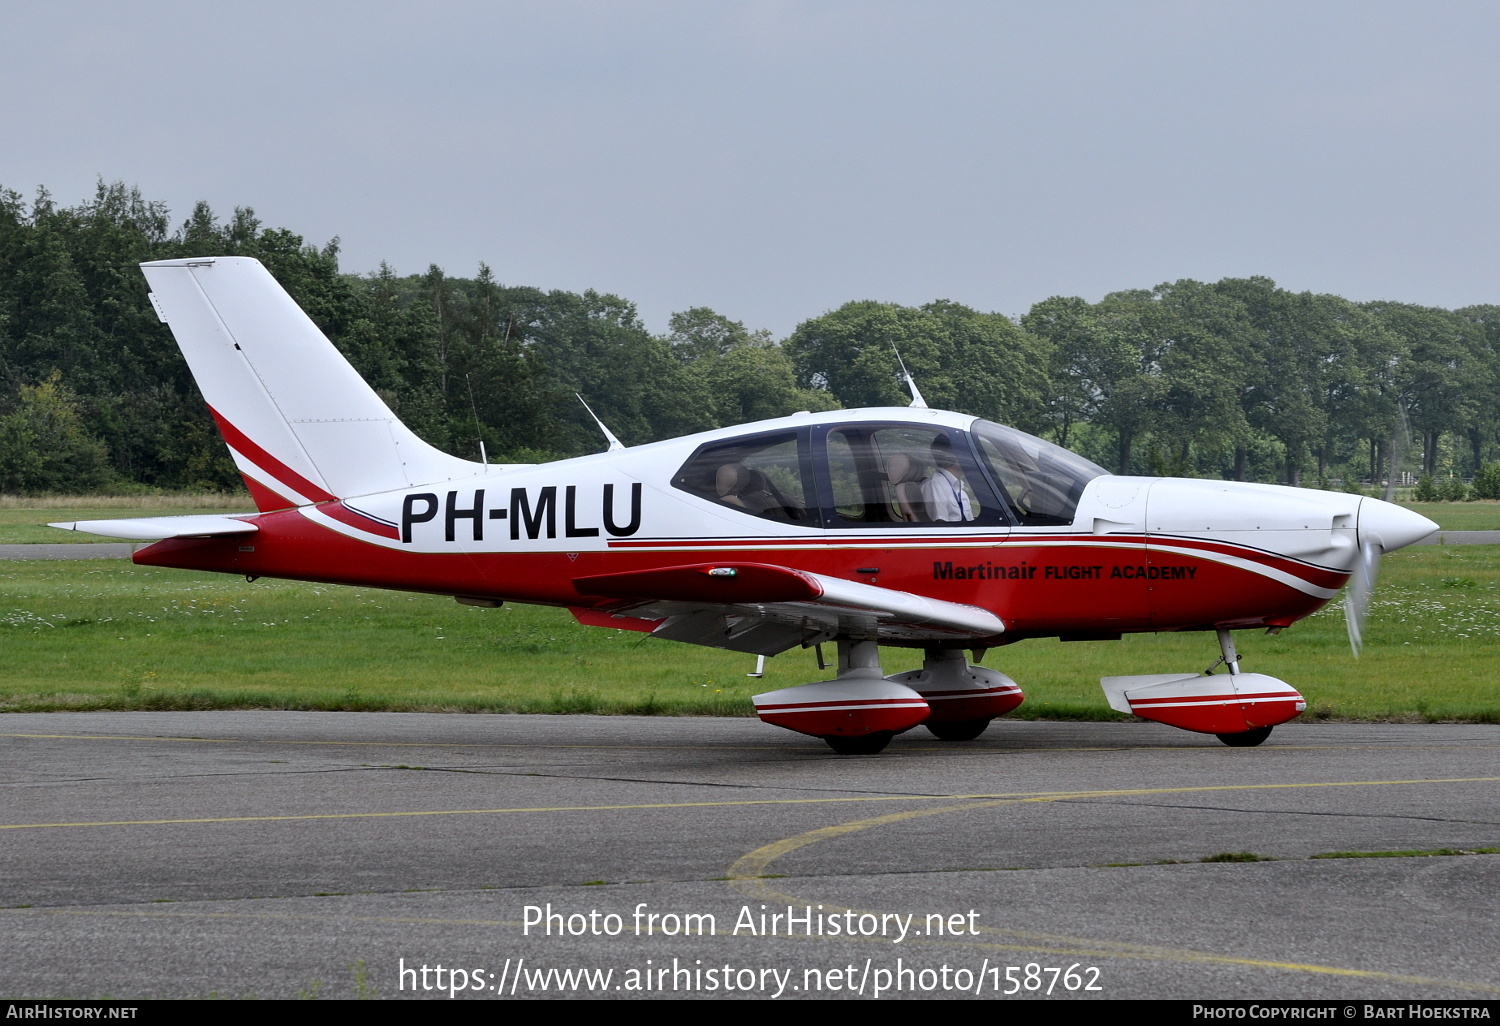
135;508;485;597
610;531;1347;592
208;406;337;504
132;511;1338;641
319;501;401;540
1141;534;1348;590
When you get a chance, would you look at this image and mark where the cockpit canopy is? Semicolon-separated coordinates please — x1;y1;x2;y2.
672;417;1108;528
970;420;1110;526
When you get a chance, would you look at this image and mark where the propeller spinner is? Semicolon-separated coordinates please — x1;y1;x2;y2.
1345;498;1439;656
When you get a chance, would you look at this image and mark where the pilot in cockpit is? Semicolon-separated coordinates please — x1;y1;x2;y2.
921;437;974;523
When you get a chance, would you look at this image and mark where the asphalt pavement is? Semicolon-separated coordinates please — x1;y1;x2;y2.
0;713;1496;1000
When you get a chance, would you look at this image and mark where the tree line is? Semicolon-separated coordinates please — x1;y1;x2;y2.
1;181;1497;497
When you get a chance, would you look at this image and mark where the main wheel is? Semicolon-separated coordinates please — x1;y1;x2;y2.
1216;726;1273;748
926;718;991;741
824;732;894;755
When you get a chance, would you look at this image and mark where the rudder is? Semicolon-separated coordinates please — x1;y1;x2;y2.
141;257;478;509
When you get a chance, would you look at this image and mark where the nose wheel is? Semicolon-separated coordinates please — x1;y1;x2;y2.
1100;628;1306;742
1216;726;1273;748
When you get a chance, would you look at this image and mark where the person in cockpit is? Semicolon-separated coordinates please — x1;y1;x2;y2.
921;437;973;523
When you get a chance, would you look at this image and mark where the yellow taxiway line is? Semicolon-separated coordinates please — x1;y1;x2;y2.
726;792;1500;994
3;776;1496;831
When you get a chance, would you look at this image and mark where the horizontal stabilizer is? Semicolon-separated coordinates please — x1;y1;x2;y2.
48;515;259;541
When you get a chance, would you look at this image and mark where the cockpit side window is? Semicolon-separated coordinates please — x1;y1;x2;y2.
819;425;1008;527
672;431;813;524
972;420;1108;526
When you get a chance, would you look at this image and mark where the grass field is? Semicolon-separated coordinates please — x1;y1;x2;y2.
1399;501;1500;531
0;494;253;544
1;545;1495;720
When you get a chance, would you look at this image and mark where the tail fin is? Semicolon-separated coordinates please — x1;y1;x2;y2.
141;257;478;509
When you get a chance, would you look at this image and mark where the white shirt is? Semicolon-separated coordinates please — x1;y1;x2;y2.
922;467;973;522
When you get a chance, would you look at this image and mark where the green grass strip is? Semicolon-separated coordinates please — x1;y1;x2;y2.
0;543;1496;719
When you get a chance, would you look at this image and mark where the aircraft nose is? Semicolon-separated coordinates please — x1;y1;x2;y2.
1358;498;1438;553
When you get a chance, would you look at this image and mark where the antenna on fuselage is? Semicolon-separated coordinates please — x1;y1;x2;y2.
1383;405;1411;504
466;374;488;470
576;393;625;452
891;347;927;409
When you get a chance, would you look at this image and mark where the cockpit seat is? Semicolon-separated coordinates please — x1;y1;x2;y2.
886;453;928;522
717;463;783;515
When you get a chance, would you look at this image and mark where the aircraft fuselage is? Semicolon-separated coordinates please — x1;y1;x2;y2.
135;408;1427;646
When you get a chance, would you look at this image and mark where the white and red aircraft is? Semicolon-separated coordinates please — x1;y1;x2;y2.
53;258;1438;754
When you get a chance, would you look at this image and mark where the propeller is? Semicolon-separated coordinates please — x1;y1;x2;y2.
1349;405;1414;656
1344;539;1381;657
1344;488;1439;657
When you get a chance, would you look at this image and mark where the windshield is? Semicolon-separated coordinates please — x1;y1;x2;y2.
972;420;1108;526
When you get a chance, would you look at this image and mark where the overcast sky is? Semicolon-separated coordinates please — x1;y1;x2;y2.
4;1;1497;336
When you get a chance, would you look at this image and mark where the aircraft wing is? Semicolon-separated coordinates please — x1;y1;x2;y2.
47;515;259;541
571;562;1004;656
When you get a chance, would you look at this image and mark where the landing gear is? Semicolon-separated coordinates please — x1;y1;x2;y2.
753;640;929;749
1099;628;1307;738
824;731;894;755
926;718;991;741
753;642;1024;753
1216;726;1273;748
886;648;1024;734
1211;627;1242;675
